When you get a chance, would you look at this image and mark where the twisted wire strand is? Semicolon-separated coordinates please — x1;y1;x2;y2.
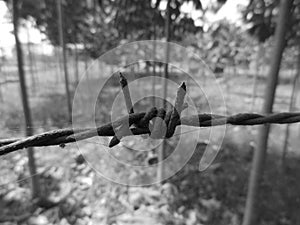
1;111;300;156
1;75;300;156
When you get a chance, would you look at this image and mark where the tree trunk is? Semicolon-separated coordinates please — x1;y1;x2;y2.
152;27;157;106
57;0;72;123
13;0;41;199
242;1;293;225
74;44;79;85
250;45;264;112
281;44;300;167
54;46;62;84
157;0;171;184
0;83;3;102
26;28;36;95
233;59;237;77
83;41;89;79
0;61;3;102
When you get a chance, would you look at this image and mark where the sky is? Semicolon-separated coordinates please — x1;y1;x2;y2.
181;0;247;27
0;1;47;56
0;0;248;57
0;1;14;55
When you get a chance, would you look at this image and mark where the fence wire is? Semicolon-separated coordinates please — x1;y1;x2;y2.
1;74;300;156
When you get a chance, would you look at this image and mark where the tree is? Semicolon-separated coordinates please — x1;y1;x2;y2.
280;0;300;165
73;43;79;84
156;0;228;183
26;25;36;95
12;0;41;199
243;0;278;111
242;1;294;224
0;83;3;103
157;0;171;184
250;43;264;111
7;0;92;122
203;21;250;75
57;0;72;123
282;44;300;168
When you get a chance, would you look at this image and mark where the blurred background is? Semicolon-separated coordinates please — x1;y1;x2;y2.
0;0;300;224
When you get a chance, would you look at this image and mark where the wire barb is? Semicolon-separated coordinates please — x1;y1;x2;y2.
166;82;186;138
119;72;134;114
109;72;135;147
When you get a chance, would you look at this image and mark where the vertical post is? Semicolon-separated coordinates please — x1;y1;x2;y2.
157;0;171;184
12;0;40;199
57;0;72;123
242;1;293;224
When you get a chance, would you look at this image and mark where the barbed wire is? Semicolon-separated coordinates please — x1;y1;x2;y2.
1;73;300;156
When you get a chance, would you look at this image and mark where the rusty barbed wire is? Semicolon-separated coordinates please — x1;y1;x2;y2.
1;74;300;156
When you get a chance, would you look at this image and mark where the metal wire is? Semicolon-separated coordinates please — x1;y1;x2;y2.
1;108;300;156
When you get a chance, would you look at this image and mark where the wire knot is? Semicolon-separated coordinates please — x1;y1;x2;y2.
109;75;187;147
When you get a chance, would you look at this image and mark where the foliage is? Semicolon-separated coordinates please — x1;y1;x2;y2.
192;21;254;74
7;0;92;45
92;0;205;48
242;0;300;44
6;0;215;58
